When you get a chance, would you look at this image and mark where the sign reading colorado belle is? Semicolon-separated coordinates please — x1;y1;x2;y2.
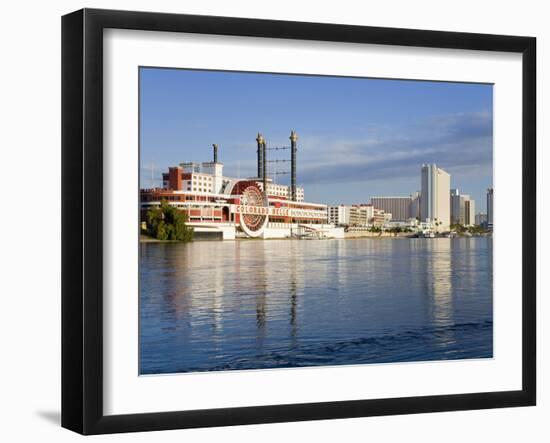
233;205;325;219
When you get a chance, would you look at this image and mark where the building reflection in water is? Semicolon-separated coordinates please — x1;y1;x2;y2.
421;238;457;354
427;238;454;327
253;242;267;342
258;240;305;344
140;238;492;374
459;237;478;291
288;240;300;342
170;243;224;354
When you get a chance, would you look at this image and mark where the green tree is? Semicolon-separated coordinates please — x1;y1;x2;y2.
156;221;169;240
450;223;467;234
467;224;487;235
146;200;194;242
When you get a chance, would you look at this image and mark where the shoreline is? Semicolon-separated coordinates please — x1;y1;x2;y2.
140;233;491;243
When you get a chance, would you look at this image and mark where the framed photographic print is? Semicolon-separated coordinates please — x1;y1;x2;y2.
61;8;536;435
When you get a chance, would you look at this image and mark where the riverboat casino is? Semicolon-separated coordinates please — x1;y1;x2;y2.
140;131;344;239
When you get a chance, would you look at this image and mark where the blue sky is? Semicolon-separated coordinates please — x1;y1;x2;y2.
140;68;493;211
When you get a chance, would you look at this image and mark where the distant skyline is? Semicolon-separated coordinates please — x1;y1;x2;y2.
140;68;493;211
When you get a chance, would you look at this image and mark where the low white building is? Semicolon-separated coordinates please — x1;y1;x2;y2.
384;219;418;229
328;205;351;226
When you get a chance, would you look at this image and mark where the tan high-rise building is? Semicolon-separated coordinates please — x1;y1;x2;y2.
450;188;464;224
464;198;475;226
421;164;451;231
410;191;421;220
450;189;476;226
487;188;494;231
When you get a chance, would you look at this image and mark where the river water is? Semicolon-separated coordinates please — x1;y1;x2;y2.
139;237;492;374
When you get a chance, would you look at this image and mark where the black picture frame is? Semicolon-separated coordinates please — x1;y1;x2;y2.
62;8;536;435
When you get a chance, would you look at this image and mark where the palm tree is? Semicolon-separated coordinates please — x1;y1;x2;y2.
433;218;440;233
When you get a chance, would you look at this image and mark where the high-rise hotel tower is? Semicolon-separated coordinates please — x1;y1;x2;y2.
450;189;476;226
421;163;451;231
487;188;494;231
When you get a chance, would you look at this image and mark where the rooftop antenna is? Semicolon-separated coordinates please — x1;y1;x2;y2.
290;130;298;201
263;138;267;192
142;161;157;188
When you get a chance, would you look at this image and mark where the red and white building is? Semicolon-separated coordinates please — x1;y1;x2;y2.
140;133;344;239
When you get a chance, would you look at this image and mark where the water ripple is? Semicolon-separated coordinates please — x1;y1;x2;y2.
140;238;493;374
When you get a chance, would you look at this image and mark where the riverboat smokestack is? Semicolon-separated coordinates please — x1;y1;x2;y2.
262;138;267;192
212;143;218;163
290;130;298;201
256;133;264;179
